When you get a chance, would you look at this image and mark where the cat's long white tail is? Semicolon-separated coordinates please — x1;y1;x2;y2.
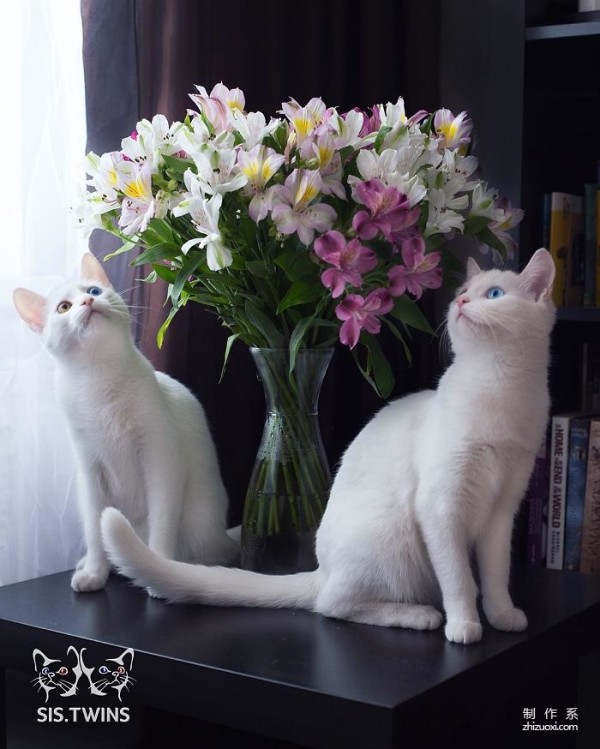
100;507;320;608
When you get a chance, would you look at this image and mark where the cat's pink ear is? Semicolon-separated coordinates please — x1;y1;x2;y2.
81;252;113;289
466;257;481;281
13;288;48;334
519;248;555;301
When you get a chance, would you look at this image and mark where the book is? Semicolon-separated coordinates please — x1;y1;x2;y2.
526;436;550;567
583;183;597;307
563;417;591;571
547;412;583;570
548;192;583;307
581;419;600;574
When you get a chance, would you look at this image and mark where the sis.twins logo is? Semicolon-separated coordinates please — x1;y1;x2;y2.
32;646;135;703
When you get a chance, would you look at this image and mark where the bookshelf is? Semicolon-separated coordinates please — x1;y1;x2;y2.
440;1;600;573
520;6;600;416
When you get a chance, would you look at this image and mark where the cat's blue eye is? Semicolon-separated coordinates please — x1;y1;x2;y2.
41;667;49;675
486;286;505;300
87;286;102;296
99;666;110;674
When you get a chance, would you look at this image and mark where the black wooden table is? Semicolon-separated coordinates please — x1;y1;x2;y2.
0;567;599;748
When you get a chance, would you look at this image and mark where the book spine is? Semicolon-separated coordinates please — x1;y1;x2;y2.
581;420;600;573
547;415;570;569
549;193;582;308
526;438;550;567
583;183;597;307
563;419;590;571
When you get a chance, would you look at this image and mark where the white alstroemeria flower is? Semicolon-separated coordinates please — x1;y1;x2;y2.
394;129;441;176
470;182;504;221
329;110;373;150
378;97;408;129
71;183;106;238
385;172;428;207
121;115;183;170
175;115;211;160
192;148;248;195
425;187;466;236
354;148;400;183
233;110;282;150
280;97;327;146
238;145;285;221
85;151;121;202
181;192;232;270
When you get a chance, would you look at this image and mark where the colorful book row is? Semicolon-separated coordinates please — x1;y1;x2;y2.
543;180;599;308
526;411;600;573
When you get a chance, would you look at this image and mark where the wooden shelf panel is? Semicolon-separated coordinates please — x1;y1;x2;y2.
557;307;600;323
527;14;600;40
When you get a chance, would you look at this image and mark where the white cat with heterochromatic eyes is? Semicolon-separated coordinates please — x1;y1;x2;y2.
13;253;237;592
101;249;555;644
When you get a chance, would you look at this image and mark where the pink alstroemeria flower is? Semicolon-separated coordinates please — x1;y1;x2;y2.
314;231;377;298
388;236;442;299
271;169;337;246
352;179;420;241
335;289;394;349
433;109;473;150
358;106;382;137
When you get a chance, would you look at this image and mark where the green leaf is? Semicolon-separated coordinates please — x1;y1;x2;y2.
140;270;158;284
156;305;179;349
274;252;316;282
464;215;491;235
245;260;271;279
146;218;178;244
477;226;508;259
373;125;392;154
277;279;324;314
288;316;316;374
103;239;138;262
391;295;435;335
151;263;178;284
219;333;239;383
162;154;194;178
362;333;395;399
244;300;284;348
352;333;395;399
132;244;179;266
171;254;204;306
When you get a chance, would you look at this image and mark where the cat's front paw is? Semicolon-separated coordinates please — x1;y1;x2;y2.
71;568;108;593
445;619;482;644
486;606;528;632
146;587;164;599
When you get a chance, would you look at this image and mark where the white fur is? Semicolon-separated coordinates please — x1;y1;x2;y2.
100;249;556;644
13;253;237;592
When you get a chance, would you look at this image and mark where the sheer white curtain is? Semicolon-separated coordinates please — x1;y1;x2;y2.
0;0;87;584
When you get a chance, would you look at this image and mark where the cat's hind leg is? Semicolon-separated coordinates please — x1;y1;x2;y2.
315;579;442;630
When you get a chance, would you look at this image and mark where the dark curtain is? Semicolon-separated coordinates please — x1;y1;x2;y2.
81;0;442;524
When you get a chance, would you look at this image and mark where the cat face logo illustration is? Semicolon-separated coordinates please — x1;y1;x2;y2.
32;646;135;702
91;648;135;701
32;646;82;702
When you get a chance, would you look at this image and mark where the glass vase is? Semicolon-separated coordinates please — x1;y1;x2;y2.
241;347;333;574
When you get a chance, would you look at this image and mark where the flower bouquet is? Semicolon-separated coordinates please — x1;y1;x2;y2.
76;83;523;571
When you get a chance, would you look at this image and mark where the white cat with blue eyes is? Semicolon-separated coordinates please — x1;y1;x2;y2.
101;248;555;644
13;253;237;592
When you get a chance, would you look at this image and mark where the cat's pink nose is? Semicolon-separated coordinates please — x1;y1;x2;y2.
81;296;94;307
456;295;469;308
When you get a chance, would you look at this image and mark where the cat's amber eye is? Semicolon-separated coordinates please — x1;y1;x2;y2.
57;666;68;676
57;301;72;314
